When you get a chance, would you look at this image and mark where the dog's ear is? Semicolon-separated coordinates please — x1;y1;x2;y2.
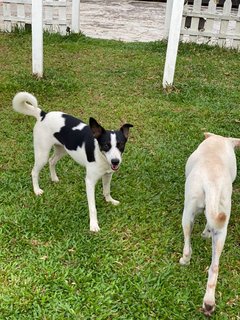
231;138;240;148
89;117;106;138
120;124;133;140
204;132;215;139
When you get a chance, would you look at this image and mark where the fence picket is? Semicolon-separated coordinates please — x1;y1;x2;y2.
58;0;67;34
44;3;53;30
16;2;25;28
189;0;201;42
218;0;232;47
3;3;11;31
232;5;240;49
204;0;216;44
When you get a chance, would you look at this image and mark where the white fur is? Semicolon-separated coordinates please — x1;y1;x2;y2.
13;92;123;232
104;133;122;168
179;132;240;316
12;91;40;118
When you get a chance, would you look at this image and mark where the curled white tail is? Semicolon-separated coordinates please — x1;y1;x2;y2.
12;92;41;119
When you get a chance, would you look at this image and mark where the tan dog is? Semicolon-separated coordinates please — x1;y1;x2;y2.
180;132;240;316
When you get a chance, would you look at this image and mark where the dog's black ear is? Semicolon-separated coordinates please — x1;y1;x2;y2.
89;117;106;138
120;124;133;140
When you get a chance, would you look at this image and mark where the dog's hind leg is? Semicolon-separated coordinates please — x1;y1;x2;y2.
102;173;119;206
179;201;198;265
49;145;66;182
32;146;51;196
32;131;52;196
202;227;227;316
202;193;231;316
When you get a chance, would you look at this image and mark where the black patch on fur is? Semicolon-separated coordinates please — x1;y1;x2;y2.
97;130;127;154
97;131;112;152
54;114;96;162
115;131;128;153
40;110;47;121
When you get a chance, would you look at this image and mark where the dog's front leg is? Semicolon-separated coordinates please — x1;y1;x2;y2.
202;228;227;316
102;173;120;206
85;175;100;232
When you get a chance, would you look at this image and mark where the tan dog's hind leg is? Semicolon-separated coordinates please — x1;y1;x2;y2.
202;227;227;316
179;202;198;265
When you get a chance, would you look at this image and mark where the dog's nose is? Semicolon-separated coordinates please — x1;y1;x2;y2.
111;159;120;166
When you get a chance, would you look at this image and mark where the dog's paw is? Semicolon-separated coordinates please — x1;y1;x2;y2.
179;257;190;265
110;199;120;206
90;222;100;233
202;301;215;317
34;188;44;196
51;176;59;183
105;195;120;206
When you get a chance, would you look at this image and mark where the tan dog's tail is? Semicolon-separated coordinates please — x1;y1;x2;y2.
207;209;227;230
12;92;41;120
214;212;227;229
205;189;227;230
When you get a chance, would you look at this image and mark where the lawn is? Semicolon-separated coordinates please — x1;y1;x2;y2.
0;30;240;319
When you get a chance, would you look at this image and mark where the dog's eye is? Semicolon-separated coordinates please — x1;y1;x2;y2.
102;143;111;152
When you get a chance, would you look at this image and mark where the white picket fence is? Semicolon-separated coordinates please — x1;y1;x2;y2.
1;0;72;35
163;0;240;87
181;0;240;49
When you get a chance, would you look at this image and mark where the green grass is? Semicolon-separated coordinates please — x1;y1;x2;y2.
0;30;240;319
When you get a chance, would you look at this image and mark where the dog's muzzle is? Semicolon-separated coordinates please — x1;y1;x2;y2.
111;159;120;171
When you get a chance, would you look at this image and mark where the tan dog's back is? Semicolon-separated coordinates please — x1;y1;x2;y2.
185;133;237;230
180;132;240;316
186;134;237;183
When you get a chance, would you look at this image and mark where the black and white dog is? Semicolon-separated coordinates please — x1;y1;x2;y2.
13;92;133;232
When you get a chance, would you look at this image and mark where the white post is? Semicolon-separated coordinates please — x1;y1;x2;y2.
72;0;80;33
164;0;174;39
162;0;185;88
32;0;43;77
